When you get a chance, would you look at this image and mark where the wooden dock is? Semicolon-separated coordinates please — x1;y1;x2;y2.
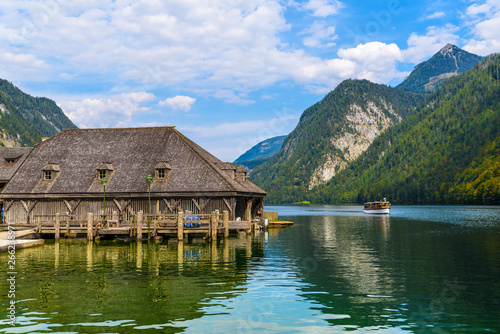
0;211;252;241
0;228;45;252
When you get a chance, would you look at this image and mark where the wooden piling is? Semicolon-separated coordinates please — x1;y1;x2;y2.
137;211;143;241
223;210;229;238
87;213;93;241
177;211;184;241
211;211;217;241
55;213;60;240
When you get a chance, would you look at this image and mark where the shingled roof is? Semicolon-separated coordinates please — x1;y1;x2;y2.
0;147;33;182
1;127;266;197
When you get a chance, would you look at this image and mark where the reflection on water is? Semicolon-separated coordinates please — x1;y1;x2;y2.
1;206;500;333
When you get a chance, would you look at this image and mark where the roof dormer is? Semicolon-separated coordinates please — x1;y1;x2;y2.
42;163;60;181
96;162;114;180
155;161;172;180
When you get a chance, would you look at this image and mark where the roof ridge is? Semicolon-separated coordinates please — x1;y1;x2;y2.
61;126;176;132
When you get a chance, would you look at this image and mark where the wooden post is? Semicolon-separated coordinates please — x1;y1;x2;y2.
211;211;217;241
245;209;251;222
137;211;143;241
65;213;70;234
177;211;184;241
87;213;93;241
129;215;135;237
112;211;118;227
55;213;60;240
223;210;229;238
37;216;42;234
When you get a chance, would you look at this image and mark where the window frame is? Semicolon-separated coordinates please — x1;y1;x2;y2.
157;168;166;179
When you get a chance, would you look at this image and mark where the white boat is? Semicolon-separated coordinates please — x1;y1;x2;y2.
363;198;390;214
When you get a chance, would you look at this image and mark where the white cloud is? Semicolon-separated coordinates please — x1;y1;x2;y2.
302;0;343;17
302;21;338;48
466;0;500;17
0;52;49;80
463;1;500;55
337;42;405;83
424;11;446;20
403;24;460;63
59;92;155;128
180;111;299;160
158;95;196;112
0;0;406;105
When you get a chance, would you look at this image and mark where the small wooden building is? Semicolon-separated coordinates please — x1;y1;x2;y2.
0;127;266;224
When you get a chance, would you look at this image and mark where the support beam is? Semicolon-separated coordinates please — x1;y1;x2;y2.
87;213;93;241
177;211;184;241
137;211;143;241
223;210;229;238
211;211;217;241
55;213;60;240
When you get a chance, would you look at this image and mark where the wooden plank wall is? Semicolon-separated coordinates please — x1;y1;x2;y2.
4;196;243;224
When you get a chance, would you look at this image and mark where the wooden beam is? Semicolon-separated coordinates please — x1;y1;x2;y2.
191;198;201;211
4;200;14;212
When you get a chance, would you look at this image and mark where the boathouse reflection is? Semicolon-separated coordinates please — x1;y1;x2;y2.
7;234;263;330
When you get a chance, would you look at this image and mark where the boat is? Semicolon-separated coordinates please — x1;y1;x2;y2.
363;198;390;214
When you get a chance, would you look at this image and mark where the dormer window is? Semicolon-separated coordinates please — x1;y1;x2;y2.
157;169;165;179
5;158;17;164
42;163;60;181
155;162;172;180
96;163;114;181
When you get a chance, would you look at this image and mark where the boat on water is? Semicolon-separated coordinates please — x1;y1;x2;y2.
363;198;390;214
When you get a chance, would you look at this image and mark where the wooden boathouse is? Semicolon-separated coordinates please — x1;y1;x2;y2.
0;127;266;239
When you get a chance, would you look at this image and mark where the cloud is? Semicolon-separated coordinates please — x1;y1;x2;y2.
424;11;446;20
158;95;196;112
0;52;50;80
59;92;155;128
337;42;405;83
0;0;405;104
463;0;500;55
302;21;338;48
466;0;500;17
180;111;299;160
302;0;344;17
403;24;460;63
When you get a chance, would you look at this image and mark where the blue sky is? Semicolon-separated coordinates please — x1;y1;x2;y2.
1;0;499;161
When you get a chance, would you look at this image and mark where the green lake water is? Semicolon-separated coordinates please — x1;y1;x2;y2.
1;205;500;333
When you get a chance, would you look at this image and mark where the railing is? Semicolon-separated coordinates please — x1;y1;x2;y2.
32;210;235;241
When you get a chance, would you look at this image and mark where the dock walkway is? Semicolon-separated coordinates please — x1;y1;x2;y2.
1;211;253;242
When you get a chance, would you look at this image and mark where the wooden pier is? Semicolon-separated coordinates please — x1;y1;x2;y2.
1;210;253;241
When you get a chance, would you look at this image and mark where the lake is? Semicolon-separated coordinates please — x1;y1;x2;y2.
1;205;500;333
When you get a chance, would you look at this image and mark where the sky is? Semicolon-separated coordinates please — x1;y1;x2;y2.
1;0;499;161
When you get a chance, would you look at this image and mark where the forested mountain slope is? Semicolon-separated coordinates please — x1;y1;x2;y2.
234;135;286;172
396;44;483;93
250;80;424;203
0;79;76;147
311;55;500;205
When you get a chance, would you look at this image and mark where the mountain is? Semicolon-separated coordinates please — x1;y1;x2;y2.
249;80;424;203
0;79;76;147
310;54;500;205
234;135;286;172
396;44;484;93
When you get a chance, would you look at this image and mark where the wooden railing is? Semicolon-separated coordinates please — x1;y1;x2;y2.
31;210;238;241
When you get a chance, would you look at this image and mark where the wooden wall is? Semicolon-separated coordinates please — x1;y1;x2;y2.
2;196;262;224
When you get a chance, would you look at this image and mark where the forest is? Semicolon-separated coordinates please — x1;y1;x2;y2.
251;55;500;205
